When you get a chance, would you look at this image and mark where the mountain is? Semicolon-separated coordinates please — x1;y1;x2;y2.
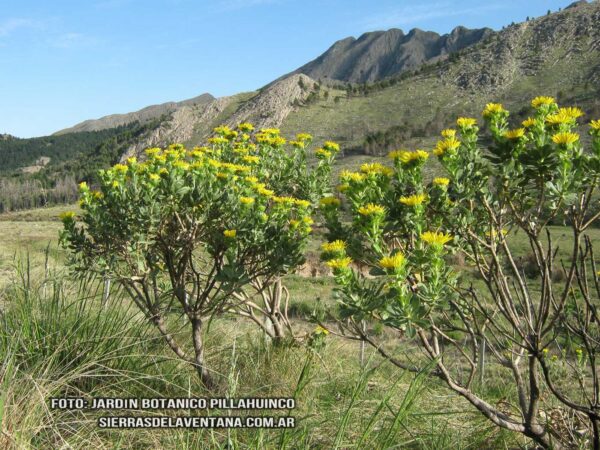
55;93;214;135
2;0;600;209
285;26;493;83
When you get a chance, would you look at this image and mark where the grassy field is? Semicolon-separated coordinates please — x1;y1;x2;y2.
1;203;598;448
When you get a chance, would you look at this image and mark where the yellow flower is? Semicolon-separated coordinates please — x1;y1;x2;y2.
358;203;386;216
560;107;584;119
441;128;456;138
257;187;275;197
379;253;405;270
214;125;232;135
321;240;346;253
242;155;260;164
273;196;296;205
482;103;506;117
315;148;332;158
302;216;314;225
320;196;341;207
326;257;352;270
522;118;536;128
145;148;161;157
399;194;427;206
456;117;477;128
314;325;329;335
289;140;305;149
260;128;280;136
546;111;575;126
434;137;461;156
113;163;128;174
149;173;160;182
294;199;311;208
127;157;137;165
59;211;76;222
223;229;237;238
388;149;429;164
433;177;450;186
531;96;555;108
78;181;89;192
289;219;300;228
296;133;312;142
337;183;350;192
340;171;366;183
111;180;120;188
360;163;393;177
245;176;259;183
552;132;579;145
173;160;190;170
240;196;255;205
208;136;228;145
503;128;525;140
421;231;453;246
323;141;340;152
238;122;254;132
216;172;228;179
591;120;600;131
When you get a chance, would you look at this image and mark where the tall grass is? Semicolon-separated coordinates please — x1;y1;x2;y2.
0;257;517;448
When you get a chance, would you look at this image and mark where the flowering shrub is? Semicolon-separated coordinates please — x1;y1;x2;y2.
321;98;600;448
61;125;338;387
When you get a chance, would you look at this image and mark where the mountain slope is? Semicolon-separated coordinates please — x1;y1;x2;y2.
286;26;493;83
55;93;214;135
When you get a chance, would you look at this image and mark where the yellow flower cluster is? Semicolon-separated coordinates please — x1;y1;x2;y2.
315;148;332;158
340;171;366;183
522;118;536;128
552;132;579;145
321;240;346;253
482;103;506;117
433;177;450;186
421;231;452;246
399;194;427;206
242;155;260;164
434;137;461;156
223;229;236;238
456;117;477;128
388;149;429;164
379;253;405;270
113;163;128;174
240;196;255;205
503;128;525;140
323;141;340;152
591;120;600;131
441;129;456;138
326;257;352;270
238;123;254;132
320;196;341;207
59;211;76;222
531;96;555;108
296;133;312;142
358;203;386;216
360;163;394;177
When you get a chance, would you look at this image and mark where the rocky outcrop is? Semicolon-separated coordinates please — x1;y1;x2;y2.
284;26;492;83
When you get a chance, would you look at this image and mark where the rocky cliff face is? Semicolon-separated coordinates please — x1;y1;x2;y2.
121;74;318;160
287;26;492;83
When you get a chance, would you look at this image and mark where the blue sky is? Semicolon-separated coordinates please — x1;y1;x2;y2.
1;0;573;137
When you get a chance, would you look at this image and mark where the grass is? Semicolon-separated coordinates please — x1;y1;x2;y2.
3;204;597;448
